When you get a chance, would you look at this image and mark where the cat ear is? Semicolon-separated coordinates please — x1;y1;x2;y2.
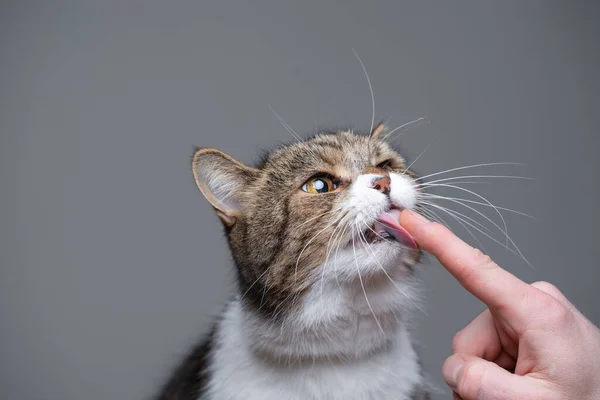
370;121;387;139
192;148;258;226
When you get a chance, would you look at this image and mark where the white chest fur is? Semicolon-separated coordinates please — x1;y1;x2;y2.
203;298;423;400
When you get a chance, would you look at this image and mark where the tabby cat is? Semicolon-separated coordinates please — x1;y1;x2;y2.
156;123;430;399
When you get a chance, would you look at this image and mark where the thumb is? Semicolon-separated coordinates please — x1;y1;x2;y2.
443;354;541;400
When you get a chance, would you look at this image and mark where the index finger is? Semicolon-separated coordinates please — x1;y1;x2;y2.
400;210;535;326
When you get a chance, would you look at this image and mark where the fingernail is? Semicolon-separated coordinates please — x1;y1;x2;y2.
408;210;429;224
443;356;464;389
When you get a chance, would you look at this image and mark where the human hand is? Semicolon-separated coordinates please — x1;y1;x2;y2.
400;210;600;400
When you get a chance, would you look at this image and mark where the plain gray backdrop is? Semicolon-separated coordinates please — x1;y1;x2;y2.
1;1;599;399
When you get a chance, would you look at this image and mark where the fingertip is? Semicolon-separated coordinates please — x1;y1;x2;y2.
399;209;432;243
442;354;466;390
401;209;430;224
401;210;452;253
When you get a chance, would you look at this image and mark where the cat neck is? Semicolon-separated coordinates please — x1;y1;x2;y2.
238;267;419;365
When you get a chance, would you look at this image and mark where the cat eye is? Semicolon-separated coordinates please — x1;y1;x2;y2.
301;176;338;194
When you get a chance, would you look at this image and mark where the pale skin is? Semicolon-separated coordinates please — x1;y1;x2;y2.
400;210;600;400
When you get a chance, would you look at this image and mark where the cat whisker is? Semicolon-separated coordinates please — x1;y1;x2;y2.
292;209;339;233
419;200;496;237
425;197;531;267
419;204;489;253
352;48;375;135
259;272;269;311
419;193;535;219
333;222;350;284
402;141;433;174
320;215;351;317
381;117;426;142
268;104;303;143
420;200;533;268
416;162;525;182
351;231;386;338
417;174;533;187
239;266;272;303
421;182;510;250
358;223;425;314
294;210;348;283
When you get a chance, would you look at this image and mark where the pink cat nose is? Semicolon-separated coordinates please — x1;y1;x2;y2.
371;176;391;195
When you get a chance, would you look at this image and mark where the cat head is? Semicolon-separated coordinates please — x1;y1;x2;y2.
192;126;422;318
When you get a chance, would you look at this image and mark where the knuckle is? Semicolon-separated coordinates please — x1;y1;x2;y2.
470;248;495;270
546;301;571;325
531;281;563;297
456;360;485;399
533;293;571;326
452;330;468;353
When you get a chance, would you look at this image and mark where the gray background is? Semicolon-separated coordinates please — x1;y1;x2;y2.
1;1;599;399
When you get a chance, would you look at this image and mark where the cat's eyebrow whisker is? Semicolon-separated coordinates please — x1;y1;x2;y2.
419;193;535;219
381;117;426;142
268;104;303;143
352;48;375;135
351;230;386;337
402;141;433;174
416;162;525;182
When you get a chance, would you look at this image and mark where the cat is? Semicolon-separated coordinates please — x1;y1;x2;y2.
155;123;431;400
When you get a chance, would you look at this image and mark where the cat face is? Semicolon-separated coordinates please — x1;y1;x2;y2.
192;128;422;318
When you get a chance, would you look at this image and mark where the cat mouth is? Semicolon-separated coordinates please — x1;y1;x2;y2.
364;208;418;249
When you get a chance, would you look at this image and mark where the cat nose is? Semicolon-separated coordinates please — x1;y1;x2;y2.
371;176;390;195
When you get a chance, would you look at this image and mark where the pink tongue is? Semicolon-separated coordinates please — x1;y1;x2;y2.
376;209;418;249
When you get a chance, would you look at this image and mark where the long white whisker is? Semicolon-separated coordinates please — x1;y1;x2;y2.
422;195;530;266
333;223;350;284
418;174;533;187
382;117;426;142
421;205;488;252
403;141;433;173
352;48;375;135
292;209;338;232
320;215;351;316
417;207;445;225
294;211;346;282
240;267;271;302
417;162;525;182
420;200;496;237
420;193;535;219
259;272;269;310
421;182;510;250
351;231;386;337
424;201;533;268
359;223;425;314
268;104;303;142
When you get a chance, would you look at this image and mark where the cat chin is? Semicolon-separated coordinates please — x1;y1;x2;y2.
322;240;418;282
